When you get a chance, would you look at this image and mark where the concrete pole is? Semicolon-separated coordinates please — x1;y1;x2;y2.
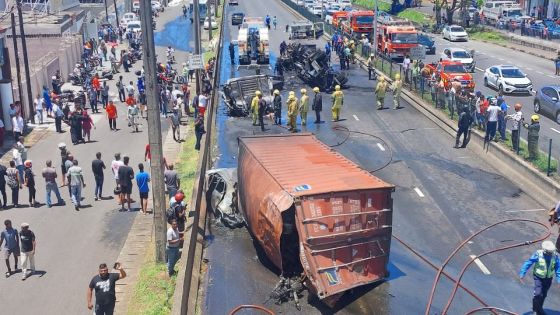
17;1;34;124
104;0;109;22
10;12;24;119
113;0;120;29
193;0;202;95
373;0;378;57
139;0;167;263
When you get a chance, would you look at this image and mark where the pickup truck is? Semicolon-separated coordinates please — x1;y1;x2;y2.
425;60;475;91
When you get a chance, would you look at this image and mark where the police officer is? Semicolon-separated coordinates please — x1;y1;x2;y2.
375;76;388;110
312;87;322;124
331;85;343;122
299;89;309;126
251;91;260;126
257;93;266;132
287;91;298;132
367;54;377;80
391;73;403;110
455;105;473;148
273;90;282;125
519;240;560;315
524;114;540;161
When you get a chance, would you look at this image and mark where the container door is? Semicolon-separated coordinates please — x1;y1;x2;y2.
295;190;392;299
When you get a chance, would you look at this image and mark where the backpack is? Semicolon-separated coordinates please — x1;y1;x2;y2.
166;203;181;223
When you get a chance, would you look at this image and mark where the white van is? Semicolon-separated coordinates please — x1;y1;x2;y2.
126;21;141;32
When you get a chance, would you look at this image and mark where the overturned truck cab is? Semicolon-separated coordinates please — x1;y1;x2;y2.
237;134;395;305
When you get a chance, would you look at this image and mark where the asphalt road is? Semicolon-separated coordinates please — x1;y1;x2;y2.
202;1;560;315
0;5;184;313
423;33;560;160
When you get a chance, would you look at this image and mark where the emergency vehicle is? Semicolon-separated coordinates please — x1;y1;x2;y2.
376;21;418;60
426;60;475;91
340;10;375;36
237;17;270;65
332;11;349;29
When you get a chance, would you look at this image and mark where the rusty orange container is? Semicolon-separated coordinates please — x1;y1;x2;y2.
237;134;395;303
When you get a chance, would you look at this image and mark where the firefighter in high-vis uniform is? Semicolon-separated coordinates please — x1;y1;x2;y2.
375;76;388;110
391;73;403;110
331;85;343;122
519;240;560;315
287;91;298;132
273;89;282;125
251;90;261;125
523;114;541;161
299;88;309;126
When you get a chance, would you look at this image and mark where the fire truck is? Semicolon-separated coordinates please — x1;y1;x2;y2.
332;11;349;29
425;60;475;91
376;21;418;60
340;10;375;37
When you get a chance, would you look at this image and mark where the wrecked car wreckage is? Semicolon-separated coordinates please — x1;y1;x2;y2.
221;74;284;116
277;43;349;92
206;134;395;308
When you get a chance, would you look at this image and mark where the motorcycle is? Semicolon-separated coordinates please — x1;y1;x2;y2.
69;73;85;86
92;68;114;80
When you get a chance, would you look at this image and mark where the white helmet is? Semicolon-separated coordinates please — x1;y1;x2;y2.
542;240;556;253
58;142;66;149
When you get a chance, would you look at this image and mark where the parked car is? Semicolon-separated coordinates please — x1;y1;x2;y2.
534;85;560;123
338;0;352;9
417;33;436;55
126;20;141;33
203;16;219;29
309;5;322;16
232;12;244;25
120;12;137;28
132;1;140;13
484;65;533;95
303;0;314;9
228;0;239;5
440;47;475;72
151;0;162;12
442;25;469;41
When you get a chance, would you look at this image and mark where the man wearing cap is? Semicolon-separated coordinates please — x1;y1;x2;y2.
524;115;541;161
273;90;282;125
506;103;524;152
375;77;388;110
367;54;376;80
287;91;298;132
299;89;309;126
0;219;19;277
519;240;560;315
19;222;35;280
251;91;261;126
391;74;403;110
331;85;343;121
312;87;322;124
257;92;266;132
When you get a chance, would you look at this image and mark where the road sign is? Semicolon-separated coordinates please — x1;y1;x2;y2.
409;46;426;60
188;54;204;69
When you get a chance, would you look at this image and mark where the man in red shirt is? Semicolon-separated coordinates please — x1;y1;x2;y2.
91;74;101;92
106;101;118;131
144;144;168;169
125;94;136;107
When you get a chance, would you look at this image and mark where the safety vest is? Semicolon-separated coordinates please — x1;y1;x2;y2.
533;250;556;278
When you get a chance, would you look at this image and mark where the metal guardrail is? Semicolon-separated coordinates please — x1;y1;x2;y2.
172;2;226;315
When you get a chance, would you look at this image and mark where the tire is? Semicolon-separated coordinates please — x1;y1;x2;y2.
534;100;541;113
556;111;560;124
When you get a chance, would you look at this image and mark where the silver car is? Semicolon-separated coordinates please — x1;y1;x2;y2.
534;85;560;124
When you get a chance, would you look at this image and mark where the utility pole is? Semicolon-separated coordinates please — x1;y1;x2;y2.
17;1;34;124
139;0;167;262
193;0;201;95
104;0;109;22
373;0;378;57
10;12;25;120
113;0;120;29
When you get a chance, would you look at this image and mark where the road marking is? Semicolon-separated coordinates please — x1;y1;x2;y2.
469;255;491;275
475;67;484;72
505;208;546;213
353;114;359;121
548;74;557;78
537;71;545;75
457;156;470;159
551;128;560;134
413;187;425;197
467;241;474;244
526;67;533;71
377;143;386;151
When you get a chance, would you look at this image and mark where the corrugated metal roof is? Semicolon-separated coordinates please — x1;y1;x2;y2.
239;134;394;196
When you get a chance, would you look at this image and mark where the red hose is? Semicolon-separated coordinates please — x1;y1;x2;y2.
228;304;275;315
464;306;519;315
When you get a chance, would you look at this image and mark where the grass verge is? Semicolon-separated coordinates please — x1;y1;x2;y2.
127;242;176;315
352;0;391;12
397;9;431;25
468;27;507;44
177;125;200;195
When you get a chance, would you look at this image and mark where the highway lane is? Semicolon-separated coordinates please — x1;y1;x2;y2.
425;34;560;159
201;0;559;314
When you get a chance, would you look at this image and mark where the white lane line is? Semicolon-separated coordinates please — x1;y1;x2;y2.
467;241;474;244
457;156;470;159
377;143;386;151
413;187;425;197
527;67;533;71
505;208;546;213
470;255;491;275
537;71;545;75
475;67;484;72
548;75;557;78
353;114;359;121
551;128;560;134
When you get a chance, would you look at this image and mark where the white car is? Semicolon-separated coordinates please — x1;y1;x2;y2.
303;0;314;9
151;0;162;12
440;47;475;72
121;12;138;28
132;1;140;13
484;65;533;95
126;21;141;33
309;5;322;16
442;25;469;42
203;17;219;30
338;0;352;9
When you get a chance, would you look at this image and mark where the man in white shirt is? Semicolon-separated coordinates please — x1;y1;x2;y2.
166;220;183;277
484;98;501;144
506;103;523;152
12;145;23;183
12;113;24;140
34;95;44;125
198;93;208;116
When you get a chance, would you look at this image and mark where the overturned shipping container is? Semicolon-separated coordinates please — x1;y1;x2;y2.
237;134;395;303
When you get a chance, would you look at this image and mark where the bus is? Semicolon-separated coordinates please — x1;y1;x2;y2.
189;0;208;23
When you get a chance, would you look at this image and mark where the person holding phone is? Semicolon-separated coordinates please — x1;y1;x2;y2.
87;262;126;315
